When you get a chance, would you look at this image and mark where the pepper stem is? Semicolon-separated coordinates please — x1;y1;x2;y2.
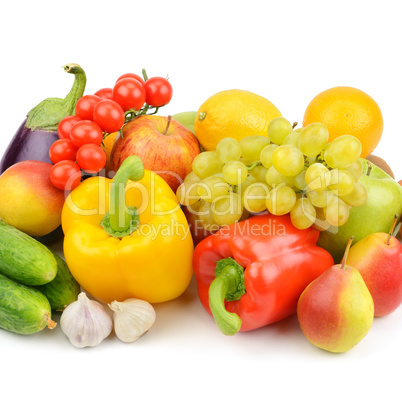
208;258;245;336
100;156;145;238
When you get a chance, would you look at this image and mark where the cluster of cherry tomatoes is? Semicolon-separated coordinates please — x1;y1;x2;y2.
49;71;173;191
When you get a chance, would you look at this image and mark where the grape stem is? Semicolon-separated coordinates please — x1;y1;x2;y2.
246;161;262;171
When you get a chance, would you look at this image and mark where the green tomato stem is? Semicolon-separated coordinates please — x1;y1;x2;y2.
142;68;149;81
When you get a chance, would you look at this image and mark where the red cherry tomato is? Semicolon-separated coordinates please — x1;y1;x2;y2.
94;88;113;100
49;139;78;164
116;73;145;85
144;77;173;107
93;100;125;133
50;160;81;191
76;144;107;173
58;116;82;139
112;78;146;111
70;120;103;148
75;95;101;120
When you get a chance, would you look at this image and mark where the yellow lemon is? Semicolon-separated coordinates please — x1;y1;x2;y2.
194;89;281;151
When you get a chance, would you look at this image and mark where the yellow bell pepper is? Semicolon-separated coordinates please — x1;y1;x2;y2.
61;156;194;304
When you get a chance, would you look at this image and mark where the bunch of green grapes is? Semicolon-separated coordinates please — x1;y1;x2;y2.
176;117;367;232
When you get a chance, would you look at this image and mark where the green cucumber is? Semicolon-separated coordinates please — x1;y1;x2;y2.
0;273;56;334
36;253;80;310
0;220;57;286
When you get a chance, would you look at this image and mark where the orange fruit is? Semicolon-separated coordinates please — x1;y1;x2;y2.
102;131;119;175
303;86;383;158
194;89;281;151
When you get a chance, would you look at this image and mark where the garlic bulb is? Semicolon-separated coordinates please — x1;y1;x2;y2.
60;292;113;348
109;298;156;343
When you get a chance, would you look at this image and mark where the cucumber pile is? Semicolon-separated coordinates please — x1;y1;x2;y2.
0;220;80;335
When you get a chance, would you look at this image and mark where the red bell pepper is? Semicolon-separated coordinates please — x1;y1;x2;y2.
193;213;334;335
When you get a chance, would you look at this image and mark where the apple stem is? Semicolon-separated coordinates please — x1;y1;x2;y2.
340;236;354;269
163;115;172;135
366;161;372;177
292;122;298;129
386;214;399;245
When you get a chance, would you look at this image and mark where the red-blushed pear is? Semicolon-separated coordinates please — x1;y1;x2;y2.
297;237;374;353
111;115;201;192
347;215;402;317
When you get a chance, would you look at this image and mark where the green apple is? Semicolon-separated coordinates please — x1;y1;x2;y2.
317;158;402;263
172;111;197;134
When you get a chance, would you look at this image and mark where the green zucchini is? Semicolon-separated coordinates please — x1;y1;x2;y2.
0;273;56;334
0;220;57;286
36;253;80;310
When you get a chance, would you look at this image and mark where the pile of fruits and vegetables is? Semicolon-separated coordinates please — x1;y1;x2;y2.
0;63;401;353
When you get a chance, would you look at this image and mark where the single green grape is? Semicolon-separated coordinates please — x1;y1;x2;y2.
272;145;304;177
290;197;317;229
260;144;278;169
294;170;307;191
222;161;248;185
265;166;295;188
196;201;220;232
216;137;242;163
298;122;329;157
192;151;223;179
211;193;243;226
283;131;301;148
239;135;271;162
238;174;257;195
266;185;297;215
197;175;231;202
328;169;355;196
324;196;350;227
243;182;271;213
305;163;331;191
340;182;367;207
306;189;334;208
324;135;362;168
268;117;293;145
184;171;201;184
345;160;364;181
249;165;268;183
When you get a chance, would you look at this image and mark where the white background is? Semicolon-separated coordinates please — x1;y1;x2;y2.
1;1;402;401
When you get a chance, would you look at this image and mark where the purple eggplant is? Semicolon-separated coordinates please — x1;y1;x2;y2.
0;63;86;174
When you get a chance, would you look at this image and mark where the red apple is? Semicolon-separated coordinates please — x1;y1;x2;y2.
111;115;201;191
0;160;65;237
346;216;402;317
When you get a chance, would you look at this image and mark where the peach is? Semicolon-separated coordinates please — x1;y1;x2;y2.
0;160;65;237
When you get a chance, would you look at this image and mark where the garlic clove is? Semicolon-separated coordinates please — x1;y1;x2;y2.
109;298;156;343
60;292;113;348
